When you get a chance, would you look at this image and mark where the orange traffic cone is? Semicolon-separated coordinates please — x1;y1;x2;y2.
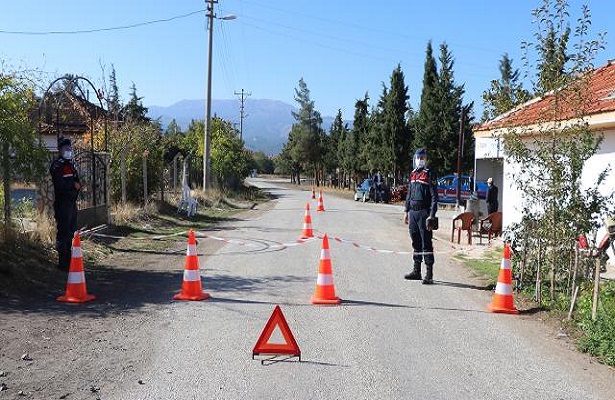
311;234;340;305
311;188;316;200
174;230;210;301
488;243;518;314
316;190;325;212
299;202;314;239
57;233;96;303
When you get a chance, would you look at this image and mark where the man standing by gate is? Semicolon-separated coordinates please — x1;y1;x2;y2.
50;137;81;271
403;148;438;284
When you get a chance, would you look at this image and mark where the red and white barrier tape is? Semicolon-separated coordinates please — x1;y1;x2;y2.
81;227;474;257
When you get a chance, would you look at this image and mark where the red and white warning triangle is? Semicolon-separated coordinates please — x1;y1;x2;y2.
252;305;301;359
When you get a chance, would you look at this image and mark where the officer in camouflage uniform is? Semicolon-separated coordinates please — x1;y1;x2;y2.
49;137;81;271
403;148;438;284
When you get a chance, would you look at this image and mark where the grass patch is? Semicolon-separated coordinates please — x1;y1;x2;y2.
453;246;503;285
573;280;615;366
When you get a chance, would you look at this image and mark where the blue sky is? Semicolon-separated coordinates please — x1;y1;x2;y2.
1;0;613;120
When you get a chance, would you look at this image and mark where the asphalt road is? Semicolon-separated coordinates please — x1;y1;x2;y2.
110;178;615;400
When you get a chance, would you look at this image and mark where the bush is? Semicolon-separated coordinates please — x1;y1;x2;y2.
575;281;615;366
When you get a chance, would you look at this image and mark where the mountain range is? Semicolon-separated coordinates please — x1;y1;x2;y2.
147;99;343;155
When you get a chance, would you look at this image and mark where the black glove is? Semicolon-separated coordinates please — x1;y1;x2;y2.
426;216;439;231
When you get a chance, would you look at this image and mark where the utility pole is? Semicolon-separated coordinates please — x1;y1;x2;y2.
234;89;251;141
203;0;216;190
455;105;467;210
203;1;235;190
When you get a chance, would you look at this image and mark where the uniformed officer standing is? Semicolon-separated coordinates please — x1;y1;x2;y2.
49;137;81;271
403;148;438;284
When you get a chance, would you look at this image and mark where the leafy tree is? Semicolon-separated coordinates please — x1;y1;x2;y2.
521;0;575;95
481;54;532;121
210;117;250;189
107;120;163;202
503;0;610;302
250;151;275;174
0;71;47;229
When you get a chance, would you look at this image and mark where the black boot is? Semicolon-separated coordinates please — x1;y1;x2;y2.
422;265;433;284
404;264;422;280
57;250;70;272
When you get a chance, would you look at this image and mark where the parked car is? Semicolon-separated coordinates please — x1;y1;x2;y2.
437;174;488;203
353;179;391;203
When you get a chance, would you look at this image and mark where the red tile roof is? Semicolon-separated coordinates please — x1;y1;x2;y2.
475;60;615;132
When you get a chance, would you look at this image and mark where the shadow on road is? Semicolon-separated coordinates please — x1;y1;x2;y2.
0;266;311;317
433;280;495;291
342;299;488;314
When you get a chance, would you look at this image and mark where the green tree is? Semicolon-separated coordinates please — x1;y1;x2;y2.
521;0;574;95
414;41;440;166
210;117;250;189
503;0;609;302
325;109;347;186
165;119;182;136
0;72;47;229
107;65;121;123
482;54;532;121
123;82;149;123
348;93;370;183
384;64;410;182
251;151;275;174
287;78;324;185
364;85;389;174
416;42;473;175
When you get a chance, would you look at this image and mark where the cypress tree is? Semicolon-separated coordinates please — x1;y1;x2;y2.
414;41;440;167
384;64;410;183
481;54;532;121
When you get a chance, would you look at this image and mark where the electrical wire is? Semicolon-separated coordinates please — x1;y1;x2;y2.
0;9;206;35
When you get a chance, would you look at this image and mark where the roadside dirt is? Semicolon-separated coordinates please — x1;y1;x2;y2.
0;200;270;400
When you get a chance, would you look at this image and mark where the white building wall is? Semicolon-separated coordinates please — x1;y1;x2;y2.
499;129;615;265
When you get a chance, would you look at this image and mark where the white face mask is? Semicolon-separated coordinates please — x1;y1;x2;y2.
414;157;426;169
62;150;73;160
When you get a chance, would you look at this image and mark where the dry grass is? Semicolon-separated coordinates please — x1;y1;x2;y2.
110;201;160;225
33;211;56;245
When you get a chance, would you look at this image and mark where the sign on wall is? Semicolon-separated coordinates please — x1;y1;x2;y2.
475;137;502;159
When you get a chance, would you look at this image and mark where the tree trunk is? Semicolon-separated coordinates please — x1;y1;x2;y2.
2;141;11;234
536;240;542;305
143;154;148;206
592;258;600;321
121;150;127;204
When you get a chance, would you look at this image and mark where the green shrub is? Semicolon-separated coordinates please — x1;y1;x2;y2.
576;281;615;366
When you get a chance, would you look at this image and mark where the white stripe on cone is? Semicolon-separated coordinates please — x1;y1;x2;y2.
494;282;513;296
67;271;85;284
183;269;201;282
317;273;333;286
501;259;511;270
187;244;197;256
72;247;83;258
320;249;331;260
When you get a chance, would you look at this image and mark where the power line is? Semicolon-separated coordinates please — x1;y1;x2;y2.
0;9;206;35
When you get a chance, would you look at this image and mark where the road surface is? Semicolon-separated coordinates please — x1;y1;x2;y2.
109;178;615;400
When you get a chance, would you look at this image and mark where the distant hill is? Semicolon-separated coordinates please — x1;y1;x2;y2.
147;99;348;155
